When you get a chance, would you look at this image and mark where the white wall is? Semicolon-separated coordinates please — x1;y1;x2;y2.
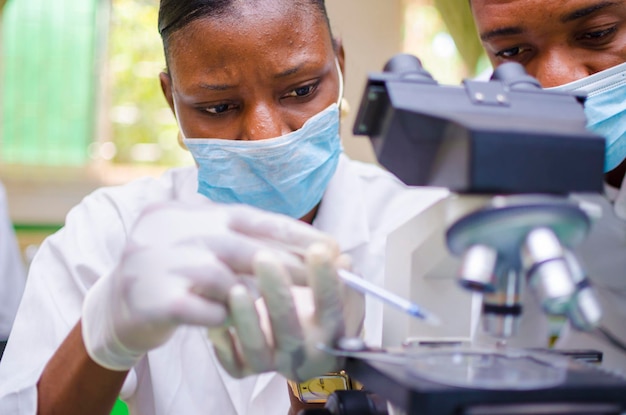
326;0;404;164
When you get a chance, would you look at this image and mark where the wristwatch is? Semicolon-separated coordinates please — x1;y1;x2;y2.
288;371;353;404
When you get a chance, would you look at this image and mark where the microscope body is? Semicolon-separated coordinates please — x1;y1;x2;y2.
327;55;626;415
354;55;606;349
383;193;488;348
355;54;604;195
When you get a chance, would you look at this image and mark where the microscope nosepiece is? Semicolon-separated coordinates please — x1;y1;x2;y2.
522;228;577;315
527;260;577;315
569;287;603;331
458;244;498;293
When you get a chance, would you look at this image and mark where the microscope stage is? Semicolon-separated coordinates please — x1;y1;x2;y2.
346;351;626;415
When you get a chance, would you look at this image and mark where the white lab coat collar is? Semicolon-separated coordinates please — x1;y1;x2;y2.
175;167;211;206
314;153;371;252
176;154;372;252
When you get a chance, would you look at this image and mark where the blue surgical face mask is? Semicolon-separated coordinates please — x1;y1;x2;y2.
546;62;626;172
182;60;344;218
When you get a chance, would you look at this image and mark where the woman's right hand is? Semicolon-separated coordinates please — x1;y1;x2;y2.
80;201;338;371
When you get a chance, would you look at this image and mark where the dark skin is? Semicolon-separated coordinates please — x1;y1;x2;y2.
160;3;345;225
36;2;344;414
471;0;626;187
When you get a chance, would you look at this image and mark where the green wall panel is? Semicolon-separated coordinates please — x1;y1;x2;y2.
1;0;99;166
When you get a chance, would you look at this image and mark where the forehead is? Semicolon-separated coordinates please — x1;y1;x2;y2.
472;0;625;29
166;2;333;74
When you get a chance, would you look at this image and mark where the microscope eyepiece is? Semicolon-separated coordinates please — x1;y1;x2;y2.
491;61;542;90
383;53;437;84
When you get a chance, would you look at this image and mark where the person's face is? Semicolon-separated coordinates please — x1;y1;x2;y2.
471;0;626;87
160;2;343;141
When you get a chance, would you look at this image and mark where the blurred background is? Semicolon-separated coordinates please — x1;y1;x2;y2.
0;0;485;272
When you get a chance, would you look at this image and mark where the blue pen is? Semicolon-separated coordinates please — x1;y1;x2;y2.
260;238;441;326
337;269;441;326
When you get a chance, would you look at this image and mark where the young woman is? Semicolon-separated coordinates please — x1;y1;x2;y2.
0;1;446;414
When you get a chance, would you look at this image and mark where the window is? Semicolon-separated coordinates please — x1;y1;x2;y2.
1;0;191;170
105;0;189;167
1;0;105;166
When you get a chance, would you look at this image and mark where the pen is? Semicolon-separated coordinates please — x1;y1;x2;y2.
337;268;441;326
259;238;441;326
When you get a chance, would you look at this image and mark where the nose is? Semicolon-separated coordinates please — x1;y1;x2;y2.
532;49;592;88
240;103;291;141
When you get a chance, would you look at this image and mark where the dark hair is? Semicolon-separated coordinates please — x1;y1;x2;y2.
158;0;332;62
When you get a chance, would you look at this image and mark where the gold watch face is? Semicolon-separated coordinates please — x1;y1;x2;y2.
297;374;350;403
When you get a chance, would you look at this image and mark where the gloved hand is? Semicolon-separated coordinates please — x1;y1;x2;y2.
81;201;337;371
208;243;365;382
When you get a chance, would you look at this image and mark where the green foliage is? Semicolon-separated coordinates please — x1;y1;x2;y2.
432;0;486;75
109;0;186;166
404;2;467;84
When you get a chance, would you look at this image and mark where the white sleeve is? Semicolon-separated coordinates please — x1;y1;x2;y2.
0;188;130;414
0;182;26;340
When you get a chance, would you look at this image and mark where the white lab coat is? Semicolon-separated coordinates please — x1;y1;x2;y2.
0;155;448;415
0;181;26;341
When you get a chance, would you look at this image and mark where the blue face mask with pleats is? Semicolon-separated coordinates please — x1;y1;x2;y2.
546;62;626;172
182;61;344;219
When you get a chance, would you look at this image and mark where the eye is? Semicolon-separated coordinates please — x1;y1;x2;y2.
283;81;320;99
578;26;617;42
495;45;531;59
203;103;238;115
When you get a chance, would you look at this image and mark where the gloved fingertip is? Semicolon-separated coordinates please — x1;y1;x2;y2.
335;253;353;271
306;242;334;265
322;238;341;257
228;284;250;301
253;249;279;270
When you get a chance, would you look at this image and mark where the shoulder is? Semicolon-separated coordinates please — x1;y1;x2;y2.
69;166;197;231
44;166;197;266
29;166;198;287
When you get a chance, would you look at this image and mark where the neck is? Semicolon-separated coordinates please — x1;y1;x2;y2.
299;204;320;225
605;158;626;188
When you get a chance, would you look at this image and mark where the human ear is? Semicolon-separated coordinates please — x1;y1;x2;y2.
334;38;346;81
159;71;175;116
159;71;187;151
333;38;350;118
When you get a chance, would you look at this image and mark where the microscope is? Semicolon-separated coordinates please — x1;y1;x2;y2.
310;55;626;415
366;55;606;351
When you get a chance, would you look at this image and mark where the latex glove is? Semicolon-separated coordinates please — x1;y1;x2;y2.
82;201;337;371
208;243;365;381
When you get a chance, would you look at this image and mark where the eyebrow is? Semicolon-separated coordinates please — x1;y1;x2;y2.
197;83;234;91
480;26;524;42
274;64;305;79
560;1;617;23
194;59;325;92
479;1;618;42
196;63;309;89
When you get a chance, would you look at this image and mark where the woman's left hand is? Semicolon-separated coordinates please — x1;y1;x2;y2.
208;243;365;381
